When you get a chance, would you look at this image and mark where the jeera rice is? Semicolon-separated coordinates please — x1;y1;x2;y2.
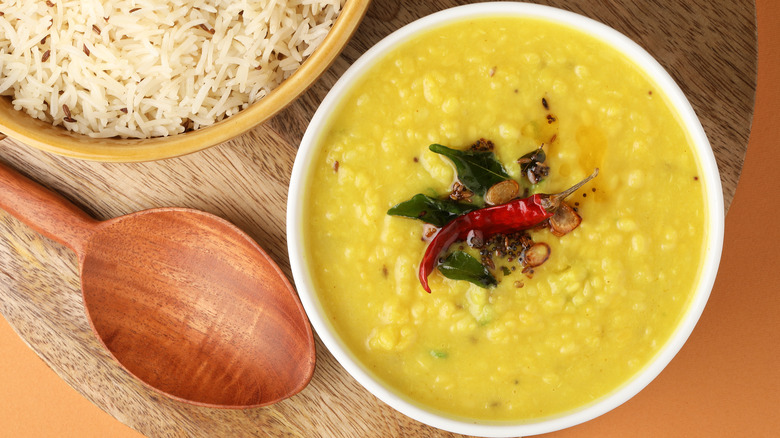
0;0;344;138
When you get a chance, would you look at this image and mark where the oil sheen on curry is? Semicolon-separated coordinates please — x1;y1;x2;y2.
304;17;707;421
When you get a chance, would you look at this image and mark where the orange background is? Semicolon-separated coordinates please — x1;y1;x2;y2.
1;1;778;437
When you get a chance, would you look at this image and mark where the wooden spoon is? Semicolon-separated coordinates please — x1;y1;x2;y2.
0;161;315;408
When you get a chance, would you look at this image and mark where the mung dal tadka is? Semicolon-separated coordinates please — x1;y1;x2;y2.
304;16;707;421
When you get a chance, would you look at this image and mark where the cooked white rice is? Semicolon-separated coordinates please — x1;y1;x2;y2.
0;0;344;138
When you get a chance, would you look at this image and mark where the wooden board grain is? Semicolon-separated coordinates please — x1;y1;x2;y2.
0;1;756;437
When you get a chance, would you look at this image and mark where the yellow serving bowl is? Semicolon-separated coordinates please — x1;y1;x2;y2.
0;0;370;162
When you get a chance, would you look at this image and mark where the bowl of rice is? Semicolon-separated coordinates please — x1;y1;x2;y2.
0;0;370;161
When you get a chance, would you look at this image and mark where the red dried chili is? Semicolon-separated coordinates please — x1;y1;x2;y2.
419;169;598;292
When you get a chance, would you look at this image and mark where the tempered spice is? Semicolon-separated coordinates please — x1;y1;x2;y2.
449;181;474;202
469;138;495;152
418;169;598;292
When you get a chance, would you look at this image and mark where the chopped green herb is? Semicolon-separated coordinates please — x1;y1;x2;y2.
430;350;448;359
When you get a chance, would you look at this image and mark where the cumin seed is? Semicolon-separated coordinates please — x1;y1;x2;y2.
83;44;90;56
41;50;50;62
92;24;101;35
62;104;71;118
129;7;140;13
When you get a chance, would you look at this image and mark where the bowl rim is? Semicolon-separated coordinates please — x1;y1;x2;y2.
0;0;371;162
287;2;724;436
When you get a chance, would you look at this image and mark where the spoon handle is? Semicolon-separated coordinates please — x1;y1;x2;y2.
0;160;97;256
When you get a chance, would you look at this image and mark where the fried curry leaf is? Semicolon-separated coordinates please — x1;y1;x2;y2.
429;144;510;196
437;251;497;289
387;194;478;227
518;146;549;185
518;147;546;173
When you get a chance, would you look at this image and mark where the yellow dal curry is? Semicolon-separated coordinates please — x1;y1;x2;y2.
304;17;707;421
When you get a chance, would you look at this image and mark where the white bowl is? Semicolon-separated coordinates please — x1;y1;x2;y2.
287;3;724;436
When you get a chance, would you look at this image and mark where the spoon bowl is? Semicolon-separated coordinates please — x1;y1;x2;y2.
0;161;315;408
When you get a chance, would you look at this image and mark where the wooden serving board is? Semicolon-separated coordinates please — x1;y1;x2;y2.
0;1;756;437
